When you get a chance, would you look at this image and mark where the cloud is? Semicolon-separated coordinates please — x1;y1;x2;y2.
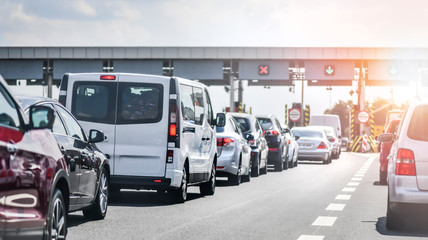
72;0;97;17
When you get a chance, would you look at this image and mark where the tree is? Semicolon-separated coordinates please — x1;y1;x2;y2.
371;98;398;125
324;100;351;136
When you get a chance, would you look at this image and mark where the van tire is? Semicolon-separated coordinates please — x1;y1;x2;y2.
169;168;187;203
200;162;216;196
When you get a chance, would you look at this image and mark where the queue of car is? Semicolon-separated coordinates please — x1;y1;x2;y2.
0;72;344;239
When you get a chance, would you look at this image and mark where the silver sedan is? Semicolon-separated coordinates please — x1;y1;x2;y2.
291;127;332;164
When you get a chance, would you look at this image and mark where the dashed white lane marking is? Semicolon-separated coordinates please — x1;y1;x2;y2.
312;216;337;226
297;235;325;240
335;194;351;200
355;173;364;177
357;171;366;174
351;177;362;181
326;203;346;211
347;182;360;186
342;187;356;192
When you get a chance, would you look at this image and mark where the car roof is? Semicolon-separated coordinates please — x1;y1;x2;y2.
16;95;57;110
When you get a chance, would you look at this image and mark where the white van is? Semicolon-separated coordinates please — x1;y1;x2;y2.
58;73;225;202
309;114;342;137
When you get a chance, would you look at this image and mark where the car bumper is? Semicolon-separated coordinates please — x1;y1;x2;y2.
217;152;239;176
389;175;428;206
298;150;329;161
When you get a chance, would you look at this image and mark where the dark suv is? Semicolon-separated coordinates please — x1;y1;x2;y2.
256;114;289;171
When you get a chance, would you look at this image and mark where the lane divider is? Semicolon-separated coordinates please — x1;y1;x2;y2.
297;155;376;240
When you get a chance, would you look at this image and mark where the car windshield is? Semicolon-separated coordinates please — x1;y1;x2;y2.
292;129;323;139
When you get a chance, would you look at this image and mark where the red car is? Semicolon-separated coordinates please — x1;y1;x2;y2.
379;118;401;185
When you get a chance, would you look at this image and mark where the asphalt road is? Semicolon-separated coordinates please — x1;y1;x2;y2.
67;152;428;240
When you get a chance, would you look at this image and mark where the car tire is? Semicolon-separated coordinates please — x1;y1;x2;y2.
386;194;402;230
251;155;260;177
83;168;109;220
46;189;67;240
242;159;251;182
380;171;387;185
274;151;283;172
200;162;216;195
168;168;187;203
260;158;268;174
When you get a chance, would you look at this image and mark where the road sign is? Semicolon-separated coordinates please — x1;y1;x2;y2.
325;65;335;76
357;110;370;124
259;65;269;75
289;108;301;122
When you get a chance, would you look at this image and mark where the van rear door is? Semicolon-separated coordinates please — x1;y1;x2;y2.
114;75;169;177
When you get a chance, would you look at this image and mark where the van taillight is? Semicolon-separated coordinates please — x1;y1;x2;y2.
168;99;180;147
396;148;416;176
318;141;327;149
166;150;173;163
100;75;116;80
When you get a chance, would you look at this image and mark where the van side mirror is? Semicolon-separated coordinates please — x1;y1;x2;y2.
88;129;105;143
282;128;290;133
215;113;226;127
378;133;394;143
29;105;55;130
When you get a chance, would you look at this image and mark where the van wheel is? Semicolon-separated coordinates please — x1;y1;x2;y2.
386;194;403;230
83;168;109;220
169;168;187;203
47;189;67;240
200;162;216;196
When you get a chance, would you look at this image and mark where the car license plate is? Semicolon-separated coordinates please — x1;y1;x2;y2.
299;143;312;148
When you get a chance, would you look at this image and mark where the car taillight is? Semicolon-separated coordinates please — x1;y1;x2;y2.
270;130;279;136
288;140;291;144
166;150;173;163
395;148;416;176
329;138;335;143
100;75;116;80
217;138;235;147
269;148;279;151
318;141;327;149
249;139;256;146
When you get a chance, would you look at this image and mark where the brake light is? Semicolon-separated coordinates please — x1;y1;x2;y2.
269;148;279;151
170;124;177;136
100;75;116;80
249;139;256;146
270;130;280;136
288;140;291;144
168;99;180;147
217;138;235;146
166;150;173;163
318;142;327;149
154;180;162;183
395;148;416;176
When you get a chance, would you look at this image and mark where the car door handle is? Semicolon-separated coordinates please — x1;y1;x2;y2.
183;127;195;133
202;138;210;141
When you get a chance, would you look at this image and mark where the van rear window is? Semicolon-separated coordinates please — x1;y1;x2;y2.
117;83;163;124
408;105;428;142
72;82;116;124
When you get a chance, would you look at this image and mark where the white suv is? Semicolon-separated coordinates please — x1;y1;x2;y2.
379;99;428;229
59;73;225;202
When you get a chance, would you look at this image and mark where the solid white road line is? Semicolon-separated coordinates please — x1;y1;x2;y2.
335;194;351;200
312;216;337;226
326;203;346;211
297;235;325;240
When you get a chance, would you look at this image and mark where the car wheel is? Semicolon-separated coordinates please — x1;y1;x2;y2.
274;151;283;172
47;189;67;240
380;171;387;185
229;159;242;185
169;168;187;203
83;168;109;220
242;159;251;182
260;157;268;174
386;194;402;230
252;155;260;177
200;162;216;195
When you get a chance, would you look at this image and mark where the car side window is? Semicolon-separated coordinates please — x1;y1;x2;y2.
55;105;86;141
193;87;204;125
41;104;67;135
204;89;213;125
0;85;20;128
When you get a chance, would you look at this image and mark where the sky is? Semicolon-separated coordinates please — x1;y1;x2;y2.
2;0;428;123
